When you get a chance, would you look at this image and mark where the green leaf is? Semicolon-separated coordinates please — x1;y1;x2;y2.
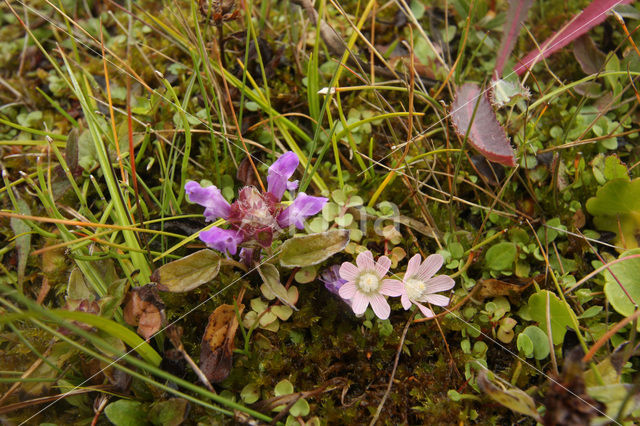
587;178;640;250
148;398;189;426
241;383;261;404
105;400;149;426
603;248;640;329
521;326;550;360
66;267;94;301
152;249;221;292
290;398;310;417
9;195;31;287
516;333;534;357
258;264;298;310
274;379;294;396
485;242;516;271
279;230;350;268
527;290;576;345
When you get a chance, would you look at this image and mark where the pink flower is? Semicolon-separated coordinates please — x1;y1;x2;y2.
338;251;403;320
393;254;455;318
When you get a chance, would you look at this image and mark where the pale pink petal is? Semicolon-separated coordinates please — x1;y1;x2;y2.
369;294;390;320
400;293;412;310
415;302;434;318
350;292;370;315
405;254;422;278
424;275;455;293
416;254;444;281
423;294;450;306
339;262;360;282
374;256;391;278
380;279;403;297
338;282;357;300
356;251;375;271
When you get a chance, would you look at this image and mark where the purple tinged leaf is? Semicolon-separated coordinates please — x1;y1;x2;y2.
494;0;534;79
572;35;606;74
515;0;633;75
199;227;244;255
277;193;328;229
450;83;516;167
267;151;299;200
185;181;230;221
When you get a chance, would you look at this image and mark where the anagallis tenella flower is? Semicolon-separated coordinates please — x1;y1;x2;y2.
185;152;327;256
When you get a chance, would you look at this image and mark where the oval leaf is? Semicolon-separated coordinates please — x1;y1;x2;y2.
152;249;221;292
279;229;350;268
451;83;516;167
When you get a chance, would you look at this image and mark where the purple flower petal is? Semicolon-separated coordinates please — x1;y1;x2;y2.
185;181;230;221
369;293;390;320
277;193;327;229
287;180;299;191
199;227;243;255
267;151;299;200
320;265;347;296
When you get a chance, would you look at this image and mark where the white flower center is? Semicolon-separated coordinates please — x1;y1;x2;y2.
405;277;426;300
357;272;380;293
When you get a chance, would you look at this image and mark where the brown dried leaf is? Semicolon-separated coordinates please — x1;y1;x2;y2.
123;284;165;341
474;276;538;303
200;303;244;383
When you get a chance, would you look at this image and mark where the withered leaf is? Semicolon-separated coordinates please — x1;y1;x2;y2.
200;303;244;383
543;347;604;425
123;284;165;341
474;275;539;303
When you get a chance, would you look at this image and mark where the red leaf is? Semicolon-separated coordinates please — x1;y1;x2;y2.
494;0;534;79
450;83;516;167
515;0;632;75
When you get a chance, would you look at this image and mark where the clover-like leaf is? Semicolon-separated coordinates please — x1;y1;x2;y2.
450;83;516;167
152;249;221;292
279;229;350;268
258;264;298;310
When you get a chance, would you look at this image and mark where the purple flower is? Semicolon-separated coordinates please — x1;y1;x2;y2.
199;228;244;255
185;151;328;255
320;264;347;296
338;251;403;320
277;192;328;230
185;181;230;222
267;151;299;200
389;254;455;318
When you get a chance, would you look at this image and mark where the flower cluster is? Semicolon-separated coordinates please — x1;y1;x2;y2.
322;251;455;320
185;152;327;256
